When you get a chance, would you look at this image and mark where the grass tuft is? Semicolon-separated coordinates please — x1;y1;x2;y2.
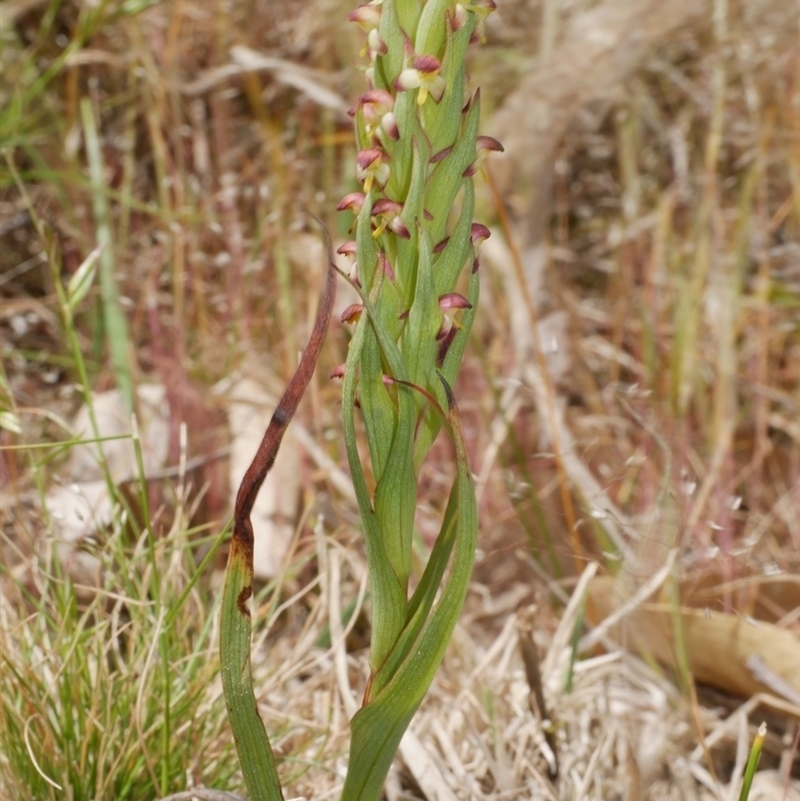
0;519;236;801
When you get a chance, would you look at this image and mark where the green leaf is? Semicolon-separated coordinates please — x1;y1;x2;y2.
354;197;398;480
219;539;284;801
220;227;336;801
377;0;407;87
413;190;478;467
400;136;431;238
414;0;449;58
347;267;418;594
425;93;480;239
421;18;474;154
343;314;408;670
372;397;417;592
394;0;422;44
359;327;397;482
385;91;418;202
341;377;477;801
392;137;429;308
368;468;460;698
431;180;474;296
415;261;480;465
402;223;440;393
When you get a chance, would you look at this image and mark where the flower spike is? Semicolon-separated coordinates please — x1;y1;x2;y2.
330;1;499;797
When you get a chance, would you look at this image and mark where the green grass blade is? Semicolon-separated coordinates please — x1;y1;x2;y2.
79;97;135;413
737;722;766;801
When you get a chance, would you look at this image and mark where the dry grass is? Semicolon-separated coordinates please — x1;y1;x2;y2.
1;0;799;798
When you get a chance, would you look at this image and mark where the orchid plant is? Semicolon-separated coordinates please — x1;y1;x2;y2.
219;1;500;799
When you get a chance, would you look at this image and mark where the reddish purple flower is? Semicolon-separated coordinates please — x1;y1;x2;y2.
436;293;472;349
470;223;491;245
336;192;366;214
357;147;391;192
371;198;410;238
439;292;472;311
395;55;446;105
360;89;393;115
463;136;504;177
470;224;491;272
348;3;381;31
357;90;399;140
337;240;358;258
340;303;364;324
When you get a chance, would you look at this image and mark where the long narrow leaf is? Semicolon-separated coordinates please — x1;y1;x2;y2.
220;230;336;801
341;313;408;670
343;265;419;596
341;376;478;801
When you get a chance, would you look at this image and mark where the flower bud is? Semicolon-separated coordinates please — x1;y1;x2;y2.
337;241;358;258
341;303;365;324
463;136;504;177
347;3;381;31
336;192;366;213
438;292;472;311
